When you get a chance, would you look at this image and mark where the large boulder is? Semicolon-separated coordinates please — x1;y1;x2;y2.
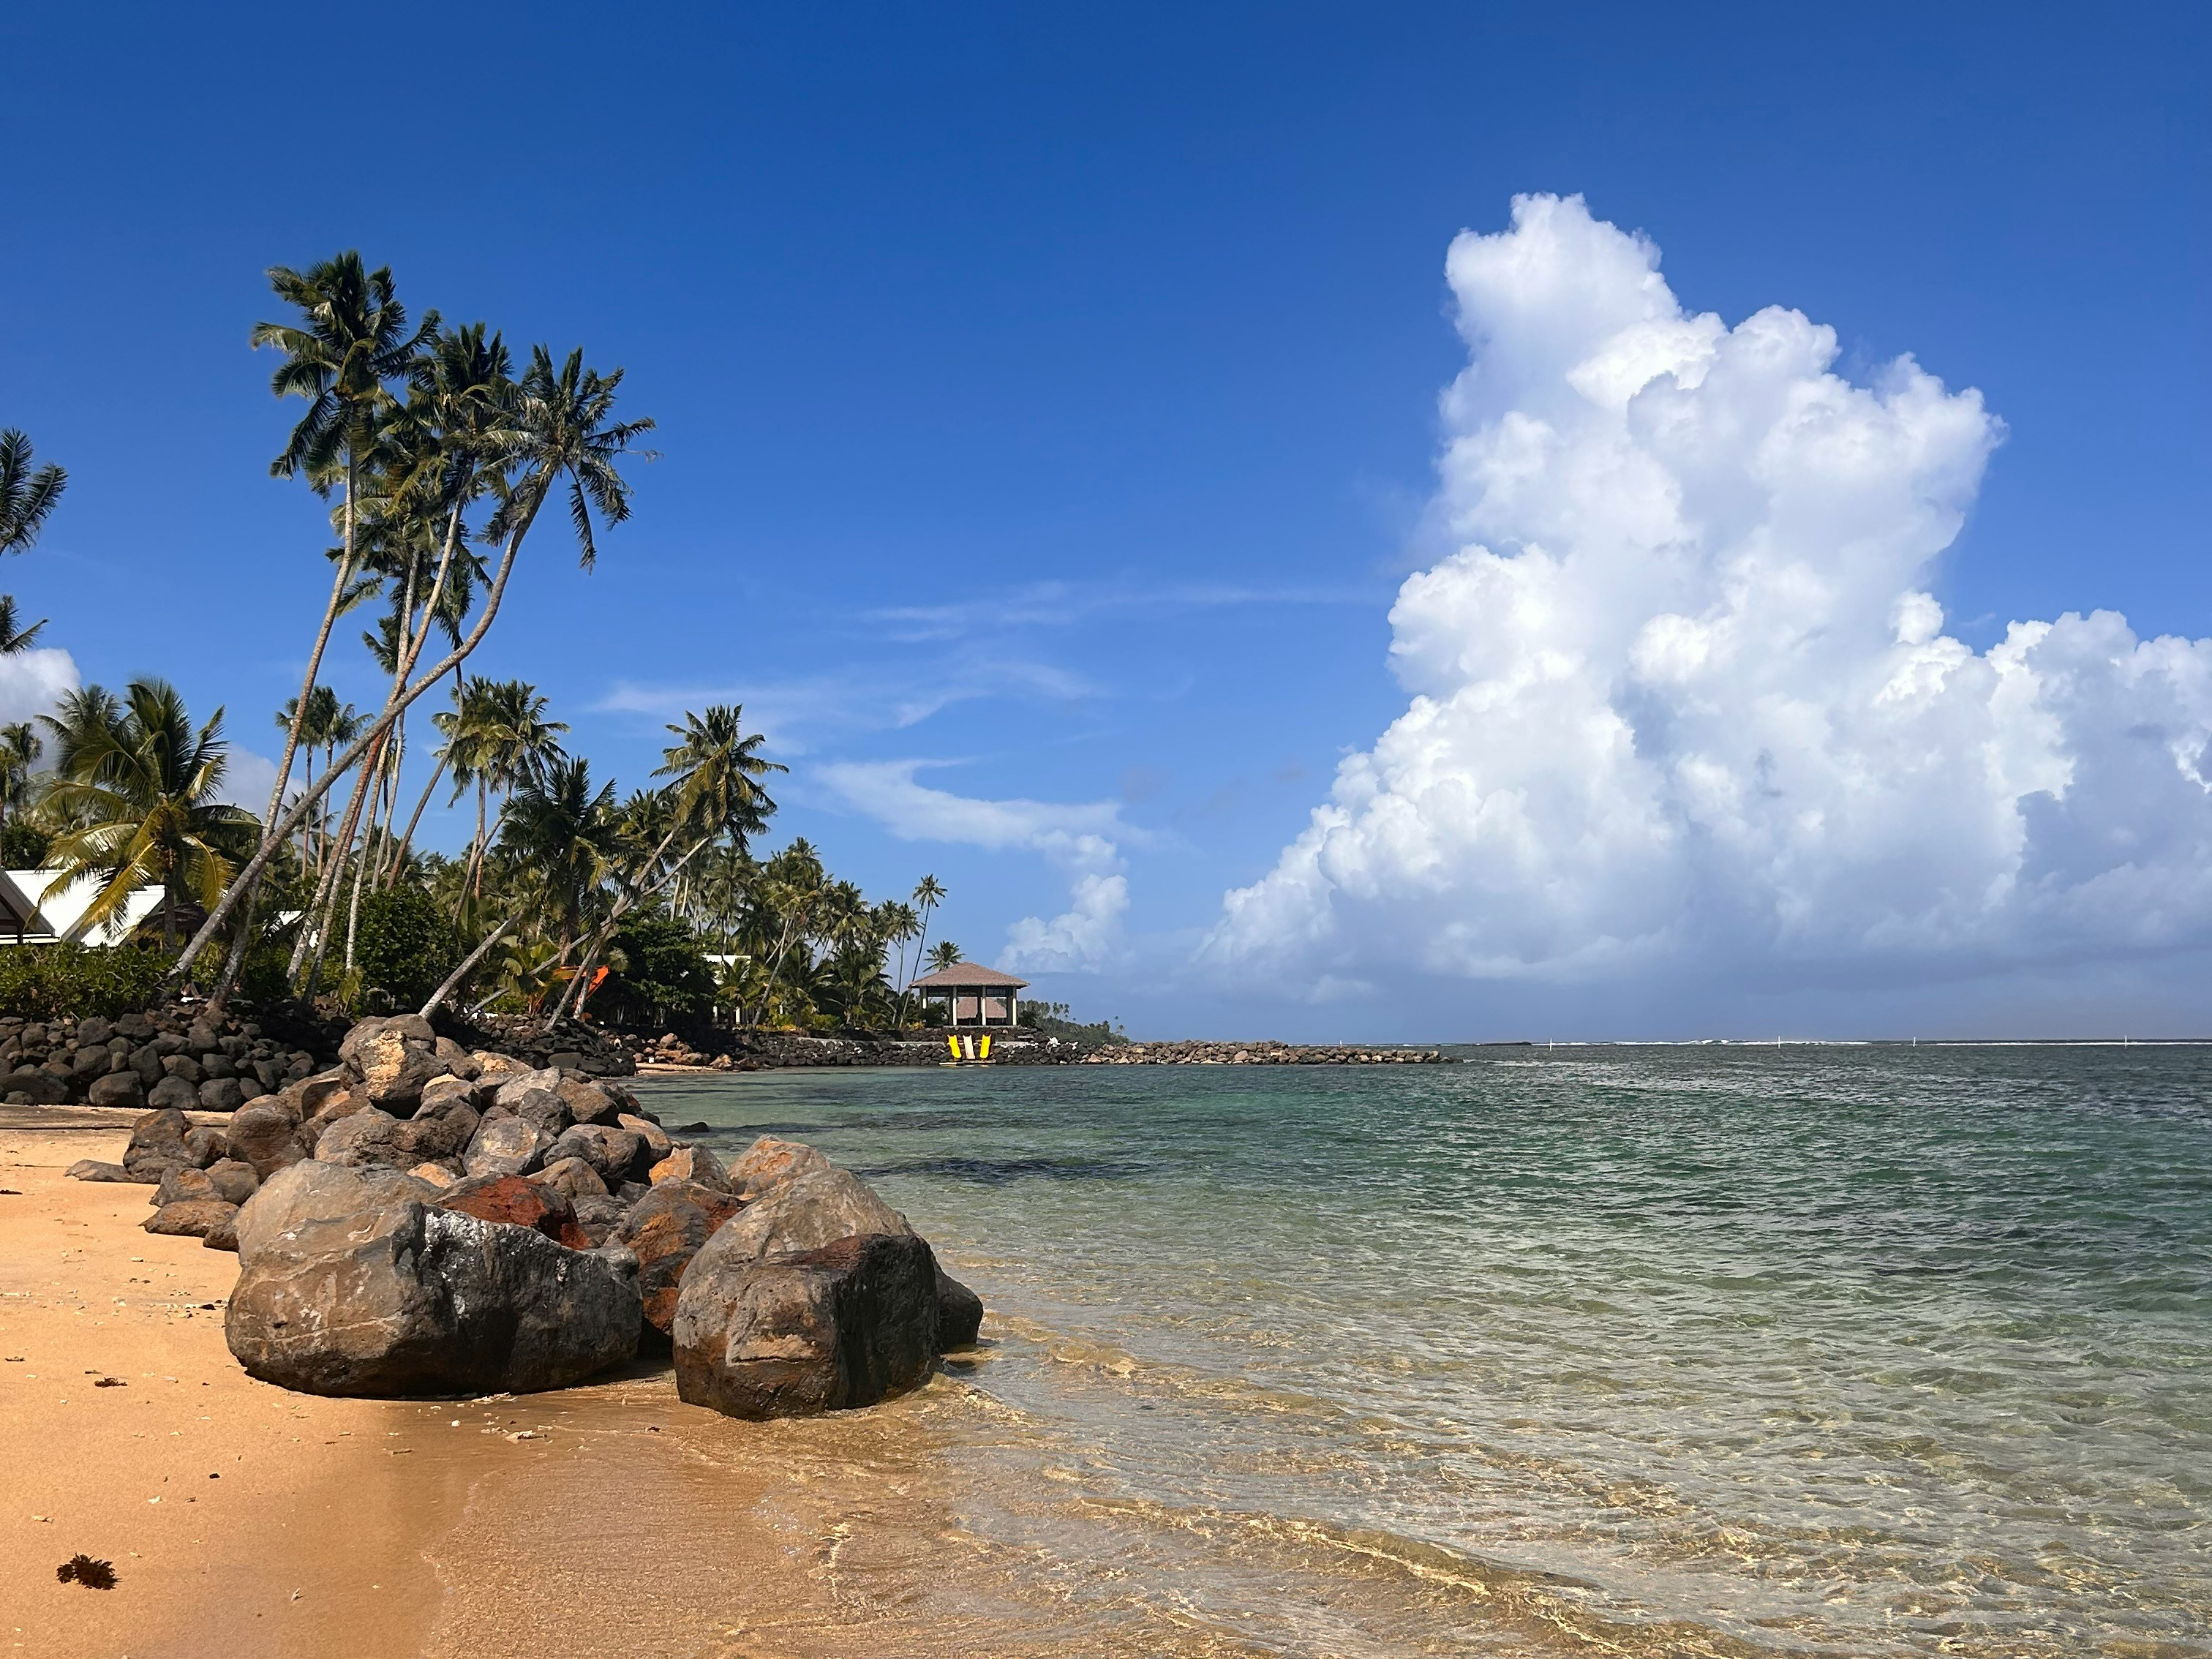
464;1113;545;1180
226;1160;642;1396
227;1102;309;1181
123;1107;192;1178
709;1165;910;1260
673;1231;941;1420
313;1108;408;1169
86;1071;146;1110
546;1124;644;1188
492;1066;566;1113
146;1075;200;1112
231;1159;435;1264
394;1093;480;1163
727;1135;832;1200
7;1065;69;1105
338;1015;445;1114
555;1076;625;1128
274;1069;349;1122
617;1113;672;1164
183;1124;231;1167
613;1179;742;1336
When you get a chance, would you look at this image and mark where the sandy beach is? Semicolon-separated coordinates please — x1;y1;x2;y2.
0;1118;1122;1659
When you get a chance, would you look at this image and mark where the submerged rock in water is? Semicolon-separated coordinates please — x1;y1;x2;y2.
225;1159;641;1397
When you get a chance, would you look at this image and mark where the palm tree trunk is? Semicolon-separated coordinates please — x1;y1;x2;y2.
166;492;546;987
419;911;516;1019
298;729;382;992
386;751;449;889
263;461;356;835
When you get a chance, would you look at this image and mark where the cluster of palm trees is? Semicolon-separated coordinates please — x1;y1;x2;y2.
2;254;984;1034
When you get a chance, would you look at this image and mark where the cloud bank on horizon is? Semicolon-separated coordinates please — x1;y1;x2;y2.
1205;194;2212;999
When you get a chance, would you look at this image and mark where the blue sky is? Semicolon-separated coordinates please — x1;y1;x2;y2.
1;2;2205;1038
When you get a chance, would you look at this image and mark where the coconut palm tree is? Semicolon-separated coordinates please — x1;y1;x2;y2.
172;340;652;985
250;254;437;835
0;595;46;655
40;680;257;951
897;874;947;1026
0;430;65;557
0;722;40;827
925;940;963;974
546;704;782;1026
496;756;619;960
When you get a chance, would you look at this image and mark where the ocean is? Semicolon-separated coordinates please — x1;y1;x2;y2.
632;1045;2212;1657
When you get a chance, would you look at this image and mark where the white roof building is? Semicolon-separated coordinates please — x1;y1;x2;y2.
0;868;165;946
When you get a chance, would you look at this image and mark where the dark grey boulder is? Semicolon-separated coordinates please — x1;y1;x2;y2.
569;1194;629;1249
77;1015;113;1046
5;1066;67;1105
555;1076;625;1127
146;1075;200;1113
546;1124;644;1187
161;1053;204;1085
124;1107;192;1175
86;1071;146;1110
145;1198;239;1240
198;1076;247;1113
936;1270;984;1350
127;1046;165;1086
314;1107;408;1168
183;1124;230;1167
225;1160;642;1397
65;1159;143;1184
674;1231;941;1420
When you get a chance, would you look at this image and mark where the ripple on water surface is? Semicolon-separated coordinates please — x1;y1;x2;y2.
639;1045;2212;1657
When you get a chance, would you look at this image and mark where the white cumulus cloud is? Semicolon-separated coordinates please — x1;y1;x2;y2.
815;759;1134;971
0;647;80;729
1205;193;2212;998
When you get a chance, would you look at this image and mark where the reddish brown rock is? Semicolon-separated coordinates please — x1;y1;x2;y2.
437;1175;591;1250
612;1180;742;1336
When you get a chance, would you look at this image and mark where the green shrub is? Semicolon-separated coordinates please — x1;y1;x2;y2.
0;821;51;867
0;943;167;1020
350;888;459;1012
592;912;713;1030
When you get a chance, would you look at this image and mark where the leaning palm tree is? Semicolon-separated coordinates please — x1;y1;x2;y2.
169;339;653;988
250;254;437;837
40;680;257;952
0;430;66;557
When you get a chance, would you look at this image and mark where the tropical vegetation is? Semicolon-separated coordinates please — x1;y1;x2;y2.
0;255;1116;1040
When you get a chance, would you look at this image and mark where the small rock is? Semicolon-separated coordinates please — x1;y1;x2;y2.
144;1199;239;1240
64;1159;142;1184
530;1155;608;1203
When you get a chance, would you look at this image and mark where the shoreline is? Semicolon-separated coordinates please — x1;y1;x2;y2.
0;1122;1042;1658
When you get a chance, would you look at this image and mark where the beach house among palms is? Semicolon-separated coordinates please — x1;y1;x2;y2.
0;868;162;947
908;963;1028;1028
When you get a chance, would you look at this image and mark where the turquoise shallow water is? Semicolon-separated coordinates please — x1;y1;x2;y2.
638;1045;2212;1657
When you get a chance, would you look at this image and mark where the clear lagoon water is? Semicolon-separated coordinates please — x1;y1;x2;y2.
635;1045;2211;1657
